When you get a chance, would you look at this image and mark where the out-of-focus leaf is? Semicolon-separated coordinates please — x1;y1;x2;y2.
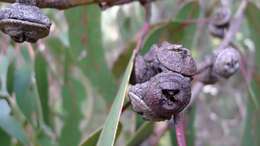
47;37;68;61
14;64;35;122
65;5;116;103
242;80;260;146
59;78;85;146
186;107;196;146
127;122;154;146
175;1;200;21
245;2;260;70
7;61;15;95
135;114;146;130
142;1;200;54
117;7;144;42
35;52;50;126
242;93;257;146
0;128;11;146
14;54;43;127
0;55;10;97
242;3;260;146
175;1;200;49
81;122;122;146
37;131;57;146
112;41;135;78
0;99;29;145
97;54;134;146
170;128;177;146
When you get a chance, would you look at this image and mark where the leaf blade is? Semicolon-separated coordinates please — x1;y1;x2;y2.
0;99;29;145
97;54;134;146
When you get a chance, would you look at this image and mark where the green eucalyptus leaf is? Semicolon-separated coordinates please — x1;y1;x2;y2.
59;78;86;146
35;52;50;126
65;5;116;103
97;54;134;146
242;3;260;146
81;122;122;146
14;52;43;127
0;99;29;145
0;128;11;146
245;2;260;70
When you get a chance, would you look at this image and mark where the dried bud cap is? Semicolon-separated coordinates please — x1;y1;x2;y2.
156;42;197;76
211;6;231;27
0;3;51;43
131;54;157;84
213;47;240;78
128;72;191;121
144;42;197;76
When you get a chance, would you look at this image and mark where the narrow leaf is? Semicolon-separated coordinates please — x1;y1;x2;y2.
0;99;29;145
97;54;134;146
81;123;122;146
0;127;11;146
35;52;50;125
242;3;260;146
14;63;42;127
59;78;85;146
65;5;116;103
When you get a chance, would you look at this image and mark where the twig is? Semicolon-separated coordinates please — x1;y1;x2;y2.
183;82;204;112
133;3;151;56
174;113;187;146
0;0;157;9
216;0;248;51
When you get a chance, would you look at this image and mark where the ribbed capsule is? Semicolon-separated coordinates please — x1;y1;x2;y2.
0;3;51;43
213;47;240;78
128;72;191;121
132;42;197;84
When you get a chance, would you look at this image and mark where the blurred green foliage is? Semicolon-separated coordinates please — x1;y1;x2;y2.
0;1;259;146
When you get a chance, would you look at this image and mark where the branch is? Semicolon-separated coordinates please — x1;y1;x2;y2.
133;3;151;55
0;0;148;9
183;82;204;112
174;113;187;146
216;0;248;50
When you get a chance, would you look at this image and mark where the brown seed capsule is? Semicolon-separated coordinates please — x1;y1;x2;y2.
157;42;197;76
128;72;191;121
196;47;240;84
213;47;240;78
131;42;197;84
144;42;197;76
131;54;158;84
211;6;231;27
0;2;51;43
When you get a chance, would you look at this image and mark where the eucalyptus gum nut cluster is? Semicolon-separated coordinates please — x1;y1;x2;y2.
128;72;191;121
132;42;197;84
129;42;196;121
0;2;51;43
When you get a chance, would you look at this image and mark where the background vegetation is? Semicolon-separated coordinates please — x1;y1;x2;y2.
0;0;259;146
